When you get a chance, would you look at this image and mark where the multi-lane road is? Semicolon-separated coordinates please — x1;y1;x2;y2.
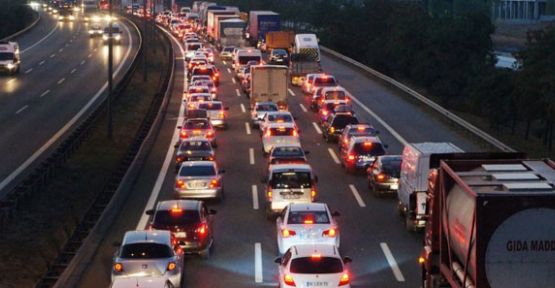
0;8;140;196
76;23;483;287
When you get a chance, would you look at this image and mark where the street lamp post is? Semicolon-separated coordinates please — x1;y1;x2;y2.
107;0;114;139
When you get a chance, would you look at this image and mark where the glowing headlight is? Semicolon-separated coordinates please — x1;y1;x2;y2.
92;15;100;22
58;16;64;20
114;34;121;40
53;9;58;13
73;7;80;12
6;63;15;69
102;34;108;40
69;15;75;20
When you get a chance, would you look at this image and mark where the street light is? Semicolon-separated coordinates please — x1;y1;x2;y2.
107;0;114;139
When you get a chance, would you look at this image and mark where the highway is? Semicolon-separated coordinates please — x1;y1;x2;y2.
77;23;483;288
0;8;140;196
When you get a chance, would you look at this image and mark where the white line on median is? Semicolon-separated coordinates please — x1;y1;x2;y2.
38;60;45;66
240;103;246;113
380;242;406;282
312;122;322;134
232;78;236;84
299;103;307;112
348;184;366;207
25;68;33;74
40;90;50;98
227;68;231;74
288;88;296;97
70;68;77;74
235;88;241;97
328;148;340;164
255;243;263;283
50;54;56;58
252;185;259;210
57;78;65;84
249;148;255;165
15;105;28;115
245;122;251;135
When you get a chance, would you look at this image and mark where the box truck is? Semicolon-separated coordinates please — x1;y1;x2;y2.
247;11;280;46
250;65;288;110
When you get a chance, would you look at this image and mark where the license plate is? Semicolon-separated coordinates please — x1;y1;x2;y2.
282;194;300;200
188;157;202;161
175;232;187;238
191;182;205;188
391;183;399;190
306;282;329;287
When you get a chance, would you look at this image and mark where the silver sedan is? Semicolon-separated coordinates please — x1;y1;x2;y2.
174;161;225;201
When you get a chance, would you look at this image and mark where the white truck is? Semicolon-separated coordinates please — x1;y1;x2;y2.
294;33;320;62
0;41;21;75
398;142;463;231
250;65;288;110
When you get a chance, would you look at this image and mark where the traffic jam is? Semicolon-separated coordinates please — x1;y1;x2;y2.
112;2;419;288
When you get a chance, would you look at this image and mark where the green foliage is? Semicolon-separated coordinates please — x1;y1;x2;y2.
0;0;37;39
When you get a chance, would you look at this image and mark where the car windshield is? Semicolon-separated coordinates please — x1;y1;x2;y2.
257;104;278;112
324;91;346;100
238;56;261;65
153;209;200;226
288;211;330;224
179;165;216;176
353;142;386;156
180;140;211;151
290;257;343;274
120;243;173;259
314;77;337;86
268;114;293;123
198;103;222;110
273;49;287;56
332;115;359;128
381;158;402;177
184;120;209;129
270;171;311;189
272;147;303;157
269;127;295;136
0;53;14;61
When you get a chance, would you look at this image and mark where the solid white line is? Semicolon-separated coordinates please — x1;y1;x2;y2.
15;105;28;115
40;90;50;98
245;122;252;135
0;20;135;195
24;68;33;74
328;148;341;164
288;88;296;97
348;184;366;207
235;88;241;97
299;103;308;112
240;103;246;113
226;68;231;74
380;242;406;282
70;68;77;74
312;122;322;134
252;185;259;210
38;60;45;66
50;54;56;58
21;23;58;54
57;78;65;84
232;78;236;84
350;95;408;146
249;148;255;165
80;60;85;65
254;243;263;283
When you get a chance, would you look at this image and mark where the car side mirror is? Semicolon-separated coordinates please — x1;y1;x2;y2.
112;241;122;247
343;256;352;264
274;257;282;264
225;107;230;110
260;176;267;183
177;126;182;129
209;209;217;215
332;211;341;217
219;169;226;174
146;209;154;216
304;150;310;155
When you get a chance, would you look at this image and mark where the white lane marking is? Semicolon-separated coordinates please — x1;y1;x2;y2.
254;243;263;283
288;88;296;97
15;105;29;115
70;68;77;74
222;60;227;65
328;148;341;164
235;88;241;97
299;103;307;112
40;90;50;98
348;184;366;207
49;54;56;58
80;60;86;65
350;95;408;146
380;243;406;282
21;23;58;54
232;78;236;84
312;122;322;134
38;60;45;66
240;103;246;113
245;122;252;135
252;185;259;210
69;39;73;43
24;68;33;74
249;148;255;165
226;68;231;74
58;48;64;52
0;20;135;195
88;53;92;58
57;78;65;84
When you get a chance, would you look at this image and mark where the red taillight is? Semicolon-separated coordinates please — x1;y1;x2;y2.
322;110;328;116
376;173;386;182
175;179;185;188
323;228;337;237
281;229;296;238
265;129;272;137
284;274;296;286
292;130;298;137
212;76;217;81
167;262;177;271
196;223;208;236
267;189;272;200
180;130;188;138
311;190;317;200
347;155;356;161
338;271;350;286
209;179;220;188
219;111;225;118
113;263;123;272
211;88;217;92
176;156;183;162
207;130;214;138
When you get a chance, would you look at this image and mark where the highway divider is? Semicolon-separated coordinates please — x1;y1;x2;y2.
320;46;515;152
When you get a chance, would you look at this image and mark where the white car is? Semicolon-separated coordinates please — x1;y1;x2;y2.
302;73;325;95
275;244;352;288
251;102;279;127
262;123;300;155
276;203;340;254
259;111;296;133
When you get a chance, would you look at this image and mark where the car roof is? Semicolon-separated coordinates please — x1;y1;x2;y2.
156;199;201;211
122;230;172;245
289;203;327;212
290;244;340;258
269;163;312;172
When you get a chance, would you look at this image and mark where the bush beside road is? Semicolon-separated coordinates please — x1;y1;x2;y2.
0;0;38;39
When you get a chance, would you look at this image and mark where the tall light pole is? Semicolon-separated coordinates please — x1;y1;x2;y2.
143;0;148;82
107;0;114;139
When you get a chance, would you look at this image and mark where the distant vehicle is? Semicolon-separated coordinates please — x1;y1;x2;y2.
302;73;325;95
102;24;122;43
88;22;103;37
294;33;320;62
219;46;235;60
184;42;203;61
265;31;294;52
247;11;280;46
258;111;296;133
268;144;308;165
197;101;228;129
0;41;20;75
250;65;288;110
367;155;402;197
338;124;379;151
216;19;246;49
321;113;359;143
269;48;289;65
190;65;219;86
175;138;215;169
339;136;386;173
174;161;225;201
233;48;262;73
261;123;300;155
57;9;75;21
289;53;322;87
311;74;339;96
251;102;279;127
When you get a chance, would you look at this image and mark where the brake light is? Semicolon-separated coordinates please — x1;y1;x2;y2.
343;138;349;144
304;219;314;224
330;127;335;133
113;263;123;272
347;154;355;161
265;129;272;137
311;254;322;259
281;229;296;238
267;189;272;200
284;274;296;286
175;179;186;188
311;190;317;200
357;126;366;131
292;130;298;137
418;256;426;264
338;272;350;286
170;206;183;214
376;173;386;182
209;179;220;188
322;110;328;116
196;223;208;236
180;130;187;138
363;142;373;147
323;228;337;237
167;262;177;271
219;111;225;118
176;156;183;162
207;130;214;138
214;72;219;76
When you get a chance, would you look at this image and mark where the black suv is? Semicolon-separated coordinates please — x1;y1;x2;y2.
322;113;359;142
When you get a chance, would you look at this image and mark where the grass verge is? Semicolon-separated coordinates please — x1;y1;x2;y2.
0;20;169;288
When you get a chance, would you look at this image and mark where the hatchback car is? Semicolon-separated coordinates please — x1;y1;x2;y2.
268;144;308;165
191;79;217;99
220;46;235;60
146;200;216;257
259;111;296;133
312;74;339;94
187;58;208;73
367;155;402;197
262;123;301;155
276;203;340;254
197;101;228;129
178;118;216;146
275;244;352;288
322;114;359;143
269;48;289;65
190;65;219;86
317;86;351;110
185;85;210;99
175;138;215;170
174;161;225;201
338;124;379;151
111;231;182;287
251;102;279;127
340;136;386;173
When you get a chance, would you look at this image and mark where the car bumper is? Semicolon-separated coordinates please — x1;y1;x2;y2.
269;200;311;212
175;237;211;252
373;182;399;192
112;272;181;287
210;119;225;127
174;188;221;199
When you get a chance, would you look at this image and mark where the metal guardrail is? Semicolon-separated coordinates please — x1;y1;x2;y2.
320;46;516;152
1;10;41;41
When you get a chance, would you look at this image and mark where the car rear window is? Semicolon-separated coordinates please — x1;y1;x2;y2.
381;158;402;177
153;210;200;226
268;114;293;123
269;127;296;136
198;103;222;110
324;91;346;100
272;147;303;157
179;165;216;176
353;142;386;155
192;68;215;77
290;257;343;274
257;104;278;112
184;120;209;129
189;95;210;101
223;47;234;52
180;140;211;151
332;115;359;128
238;56;261;65
288;211;330;224
314;77;337;86
348;127;377;136
270;172;312;189
120;243;173;259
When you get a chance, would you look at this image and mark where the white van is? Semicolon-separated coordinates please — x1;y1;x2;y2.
398;142;463;231
294;34;320;62
233;48;262;72
0;41;20;75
